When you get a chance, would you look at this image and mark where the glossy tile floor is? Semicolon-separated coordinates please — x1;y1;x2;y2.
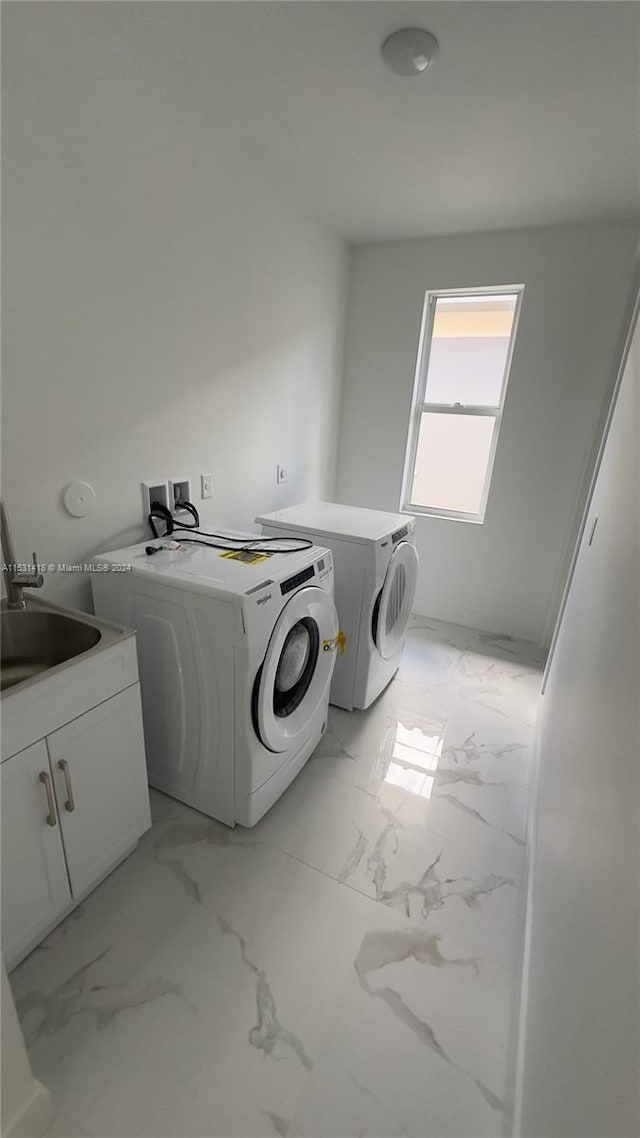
10;618;545;1138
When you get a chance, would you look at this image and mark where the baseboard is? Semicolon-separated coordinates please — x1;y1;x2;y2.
4;1079;53;1138
412;597;542;644
508;723;544;1137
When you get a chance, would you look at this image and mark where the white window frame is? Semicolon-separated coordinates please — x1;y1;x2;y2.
400;284;524;524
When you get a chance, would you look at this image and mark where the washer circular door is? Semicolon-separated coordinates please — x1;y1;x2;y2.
257;586;338;753
373;541;419;660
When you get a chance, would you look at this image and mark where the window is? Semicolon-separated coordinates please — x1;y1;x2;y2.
400;286;523;522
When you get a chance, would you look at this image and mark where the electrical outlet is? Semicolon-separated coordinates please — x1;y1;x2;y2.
277;465;288;485
142;481;170;522
169;478;192;514
201;473;213;499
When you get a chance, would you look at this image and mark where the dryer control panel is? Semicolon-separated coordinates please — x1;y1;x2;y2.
280;552;333;596
391;518;416;543
280;564;315;596
315;553;333;586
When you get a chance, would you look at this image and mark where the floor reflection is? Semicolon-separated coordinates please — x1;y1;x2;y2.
376;714;446;799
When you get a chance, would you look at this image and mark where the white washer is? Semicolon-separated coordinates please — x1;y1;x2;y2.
256;503;418;711
91;533;338;827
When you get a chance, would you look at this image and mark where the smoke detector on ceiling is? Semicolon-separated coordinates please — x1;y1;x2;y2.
380;27;439;77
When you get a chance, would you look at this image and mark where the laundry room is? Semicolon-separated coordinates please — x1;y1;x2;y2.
1;4;639;1138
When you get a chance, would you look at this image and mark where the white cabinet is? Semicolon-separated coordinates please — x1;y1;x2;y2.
1;740;72;966
48;686;150;898
1;684;151;969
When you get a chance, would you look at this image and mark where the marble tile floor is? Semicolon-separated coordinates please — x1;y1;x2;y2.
10;617;546;1138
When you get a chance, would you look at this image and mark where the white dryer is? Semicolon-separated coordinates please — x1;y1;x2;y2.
91;534;338;827
256;503;418;711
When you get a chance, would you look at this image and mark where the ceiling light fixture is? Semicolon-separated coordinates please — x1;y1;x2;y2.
380;27;439;77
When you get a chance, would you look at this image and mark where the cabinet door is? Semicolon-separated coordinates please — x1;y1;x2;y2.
1;740;72;967
47;685;151;898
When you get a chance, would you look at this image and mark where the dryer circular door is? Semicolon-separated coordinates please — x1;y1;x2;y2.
256;586;338;753
372;541;419;661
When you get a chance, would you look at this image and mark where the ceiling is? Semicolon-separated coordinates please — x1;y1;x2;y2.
11;2;640;241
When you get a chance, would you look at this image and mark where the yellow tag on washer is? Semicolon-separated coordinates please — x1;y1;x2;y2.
323;630;347;654
220;550;272;566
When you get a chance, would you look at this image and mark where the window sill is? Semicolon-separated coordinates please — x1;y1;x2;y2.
400;505;485;525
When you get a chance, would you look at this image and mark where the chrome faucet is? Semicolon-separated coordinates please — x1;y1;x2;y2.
1;499;44;610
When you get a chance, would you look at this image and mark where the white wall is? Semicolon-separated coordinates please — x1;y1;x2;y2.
1;959;52;1138
515;318;639;1137
1;4;347;612
335;223;638;642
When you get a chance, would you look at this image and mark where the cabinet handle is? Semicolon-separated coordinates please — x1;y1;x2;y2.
57;759;75;813
39;771;57;827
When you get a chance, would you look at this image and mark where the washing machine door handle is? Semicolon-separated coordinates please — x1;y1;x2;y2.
256;585;338;753
374;541;418;661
